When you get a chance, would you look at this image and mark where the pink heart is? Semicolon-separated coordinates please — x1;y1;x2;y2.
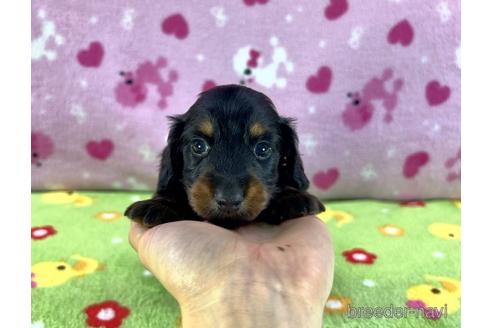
244;0;269;6
387;19;414;46
161;14;189;40
306;66;332;93
425;80;451;106
86;139;114;161
202;80;217;92
77;41;104;67
313;168;340;190
403;151;429;178
324;0;349;20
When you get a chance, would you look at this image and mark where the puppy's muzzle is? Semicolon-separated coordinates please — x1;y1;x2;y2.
189;173;268;222
213;174;246;213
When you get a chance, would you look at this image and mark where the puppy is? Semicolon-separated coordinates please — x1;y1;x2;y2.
125;85;324;228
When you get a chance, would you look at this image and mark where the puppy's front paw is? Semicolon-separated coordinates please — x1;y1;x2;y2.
124;198;180;227
259;190;325;224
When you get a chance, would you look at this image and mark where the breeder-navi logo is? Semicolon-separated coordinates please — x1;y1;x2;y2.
347;304;448;320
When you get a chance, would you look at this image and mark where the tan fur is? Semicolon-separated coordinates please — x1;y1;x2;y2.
190;175;269;221
189;175;215;217
250;122;266;137
198;119;214;137
243;176;269;218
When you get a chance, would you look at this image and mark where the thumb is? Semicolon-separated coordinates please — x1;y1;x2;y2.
128;221;149;252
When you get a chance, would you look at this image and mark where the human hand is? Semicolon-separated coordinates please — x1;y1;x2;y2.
129;216;334;328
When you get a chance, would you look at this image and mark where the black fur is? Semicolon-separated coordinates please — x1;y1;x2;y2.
125;85;324;228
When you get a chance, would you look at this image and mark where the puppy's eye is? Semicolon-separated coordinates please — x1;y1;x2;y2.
254;142;272;159
191;138;210;156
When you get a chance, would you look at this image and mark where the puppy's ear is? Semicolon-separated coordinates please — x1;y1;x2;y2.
157;115;185;194
278;117;309;191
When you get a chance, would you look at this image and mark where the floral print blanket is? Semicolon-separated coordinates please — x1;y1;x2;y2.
31;191;460;327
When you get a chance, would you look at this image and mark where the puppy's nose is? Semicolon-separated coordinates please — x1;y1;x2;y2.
215;192;243;209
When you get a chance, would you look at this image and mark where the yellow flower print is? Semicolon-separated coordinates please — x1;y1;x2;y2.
324;295;352;314
378;224;405;237
96;211;123;222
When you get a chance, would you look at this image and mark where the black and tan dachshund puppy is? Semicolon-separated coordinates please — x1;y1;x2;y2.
125;85;324;228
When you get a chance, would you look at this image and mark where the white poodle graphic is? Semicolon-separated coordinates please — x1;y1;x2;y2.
233;36;294;89
32;9;64;61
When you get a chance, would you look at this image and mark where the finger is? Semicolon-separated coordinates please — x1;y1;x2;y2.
128;221;149;252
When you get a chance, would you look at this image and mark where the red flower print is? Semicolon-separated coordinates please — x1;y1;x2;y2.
342;248;377;264
400;200;426;207
84;300;130;328
31;225;57;240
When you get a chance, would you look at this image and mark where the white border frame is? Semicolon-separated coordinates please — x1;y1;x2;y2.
0;0;30;326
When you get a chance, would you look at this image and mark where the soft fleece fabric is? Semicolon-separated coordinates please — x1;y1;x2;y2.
31;191;460;327
31;0;460;199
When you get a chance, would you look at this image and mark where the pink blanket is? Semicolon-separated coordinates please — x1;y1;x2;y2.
31;0;460;199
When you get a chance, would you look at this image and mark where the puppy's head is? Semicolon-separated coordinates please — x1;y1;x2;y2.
159;85;308;226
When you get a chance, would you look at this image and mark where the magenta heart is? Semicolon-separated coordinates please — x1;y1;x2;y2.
161;14;189;40
403;151;429;178
77;41;104;67
202;80;217;92
306;66;332;93
86;139;114;161
244;0;269;6
425;80;451;106
324;0;349;20
387;19;414;46
313;168;340;190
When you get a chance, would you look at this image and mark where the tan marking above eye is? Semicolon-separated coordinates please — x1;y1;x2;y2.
250;122;266;137
198;120;214;137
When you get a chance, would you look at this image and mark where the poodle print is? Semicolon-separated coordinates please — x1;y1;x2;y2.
32;132;54;167
444;148;460;182
41;191;94;207
406;275;460;319
428;223;461;240
233;36;294;89
31;9;64;61
115;56;178;109
318;206;354;227
31;255;102;287
342;68;404;131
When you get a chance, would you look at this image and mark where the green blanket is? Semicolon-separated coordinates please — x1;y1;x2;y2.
31;192;461;327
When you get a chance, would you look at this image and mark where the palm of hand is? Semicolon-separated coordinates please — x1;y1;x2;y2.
129;216;333;313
